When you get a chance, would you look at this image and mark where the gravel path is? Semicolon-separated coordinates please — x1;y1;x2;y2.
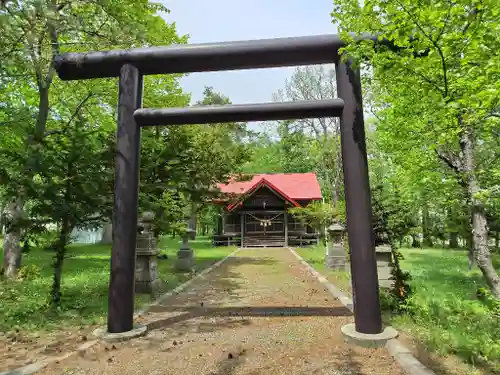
36;248;405;375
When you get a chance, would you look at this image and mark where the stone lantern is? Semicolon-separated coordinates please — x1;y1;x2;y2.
135;211;161;294
325;222;347;270
174;227;196;271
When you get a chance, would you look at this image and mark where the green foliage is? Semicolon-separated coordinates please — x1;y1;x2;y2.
151;190;188;236
397;248;500;370
272;66;343;202
371;183;418;245
289;201;341;232
17;264;42;281
140;86;251;236
31;230;60;251
0;0;190;283
241;134;285;174
476;287;500;318
332;0;500;294
277;120;317;174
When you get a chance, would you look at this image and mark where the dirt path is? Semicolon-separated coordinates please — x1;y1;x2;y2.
35;248;405;375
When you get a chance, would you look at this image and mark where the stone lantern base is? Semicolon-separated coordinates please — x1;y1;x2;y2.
326;222;347;271
175;230;196;272
325;244;348;271
135;235;162;294
375;244;394;289
174;247;195;272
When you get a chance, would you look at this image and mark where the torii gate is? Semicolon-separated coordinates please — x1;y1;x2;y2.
54;33;403;338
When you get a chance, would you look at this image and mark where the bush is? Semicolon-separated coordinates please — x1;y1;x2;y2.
18;264;42;281
36;230;60;251
379;288;401;311
476;287;500;318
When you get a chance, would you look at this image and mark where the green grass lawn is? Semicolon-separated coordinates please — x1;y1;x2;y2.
296;245;500;374
0;236;235;335
396;248;500;374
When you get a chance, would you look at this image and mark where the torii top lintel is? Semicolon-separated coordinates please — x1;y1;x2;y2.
53;33;410;81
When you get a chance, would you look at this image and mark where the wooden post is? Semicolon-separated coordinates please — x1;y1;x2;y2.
336;59;382;335
217;215;223;234
240;213;245;248
284;211;288;247
108;64;143;333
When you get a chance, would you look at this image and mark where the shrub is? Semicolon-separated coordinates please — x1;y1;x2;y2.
476;287;500;318
17;264;42;281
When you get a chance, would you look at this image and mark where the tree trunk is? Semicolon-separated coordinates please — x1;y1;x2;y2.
466;234;472;251
495;231;499;249
447;207;459;249
52;130;76;305
422;205;433;247
52;219;69;305
449;232;459;249
334;131;343;203
469;200;499;297
216;215;223;235
411;234;420;248
462;128;500;297
466;232;475;270
2;199;23;278
188;202;197;240
100;222;112;244
2;53;54;278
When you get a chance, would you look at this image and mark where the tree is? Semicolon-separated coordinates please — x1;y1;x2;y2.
277;120;317;173
0;0;187;278
31;113;114;304
139;87;251;240
273;66;343;204
288;201;341;241
241;134;285;174
331;0;500;296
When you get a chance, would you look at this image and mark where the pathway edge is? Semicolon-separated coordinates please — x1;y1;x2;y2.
287;246;436;375
0;248;240;375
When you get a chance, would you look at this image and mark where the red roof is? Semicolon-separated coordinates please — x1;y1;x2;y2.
217;173;323;201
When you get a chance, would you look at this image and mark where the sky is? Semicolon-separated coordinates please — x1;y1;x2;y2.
159;0;337;105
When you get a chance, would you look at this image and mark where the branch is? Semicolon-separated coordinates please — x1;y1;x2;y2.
402;64;445;96
0;29;29;60
44;19;59;86
28;92;94;141
394;0;449;98
447;6;484;62
462;5;481;34
369;108;383;122
62;91;94;129
489;153;500;167
434;0;453;43
435;148;463;173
